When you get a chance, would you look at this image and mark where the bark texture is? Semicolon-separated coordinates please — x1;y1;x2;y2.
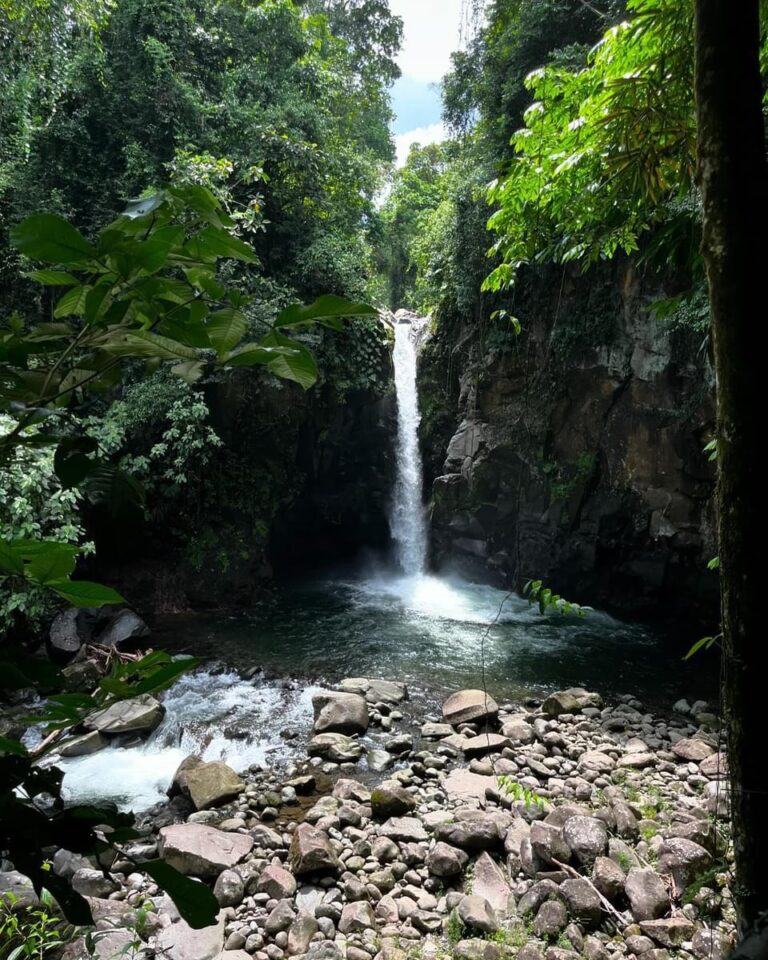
693;0;767;931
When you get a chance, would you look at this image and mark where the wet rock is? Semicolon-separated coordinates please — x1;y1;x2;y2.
184;761;244;810
84;693;164;737
312;691;369;735
442;689;499;726
624;868;669;921
534;900;568;938
158;824;253;879
425;841;468;877
308;733;363;763
60;658;102;691
367;748;394;772
640;917;696;947
288;823;340;876
338;678;408;704
370;781;416;819
58;730;108;757
457;894;499;934
671;738;714;762
562;816;608;866
559;878;601;928
213;868;244;907
338;901;376;933
257;864;297;900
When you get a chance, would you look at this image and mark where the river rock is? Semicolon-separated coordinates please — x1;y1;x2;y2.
71;867;118;898
671;738;715;762
442;689;499;725
658;837;712;890
699;752;728;778
96;608;150;649
471;851;512;915
457;894;499;934
500;717;535;743
289;823;340;876
84;693;164;736
542;691;582;718
559;878;601;927
333;778;371;803
48;608;84;659
422;722;453;738
339;901;376;933
436;817;502;851
213;868;244;907
640;917;696;948
624;868;669;921
380;817;429;843
338;678;408;704
155;907;225;960
371;780;416;818
534;900;567;938
257;863;297;899
462;733;511;756
426;841;469;877
577;751;615;774
158;824;253;879
61;658;102;691
0;871;39;911
308;732;363;763
591;857;625;901
59;730;108;757
562;816;608;865
312;691;369;735
287;912;319;955
184;761;244;810
453;940;504;960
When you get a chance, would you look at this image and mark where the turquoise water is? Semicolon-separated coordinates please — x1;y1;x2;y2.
155;570;716;708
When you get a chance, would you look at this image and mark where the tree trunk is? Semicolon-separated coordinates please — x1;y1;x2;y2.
693;0;768;932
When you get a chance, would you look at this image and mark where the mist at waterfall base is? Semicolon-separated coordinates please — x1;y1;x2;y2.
52;320;715;810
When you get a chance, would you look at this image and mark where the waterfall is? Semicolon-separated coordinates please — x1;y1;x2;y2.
390;318;428;576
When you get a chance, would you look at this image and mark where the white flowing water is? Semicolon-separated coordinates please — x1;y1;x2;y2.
390;320;428;576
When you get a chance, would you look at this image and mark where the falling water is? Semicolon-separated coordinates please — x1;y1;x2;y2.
390;319;428;575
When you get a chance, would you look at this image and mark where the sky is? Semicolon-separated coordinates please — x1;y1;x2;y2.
388;0;464;166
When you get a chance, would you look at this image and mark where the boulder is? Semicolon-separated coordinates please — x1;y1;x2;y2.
500;718;535;744
471;852;513;916
287;912;319;955
312;691;368;735
639;917;696;948
658;837;712;890
421;722;453;738
96;608;150;649
59;730;108;758
462;734;511;757
61;659;102;692
256;864;297;899
49;608;84;659
71;867;118;898
577;751;615;774
308;732;363;763
541;691;582;718
454;940;504;960
370;781;416;819
699;752;728;778
671;737;715;762
338;678;408;704
184;761;244;810
332;778;371;803
426;841;469;878
155;907;225;960
338;901;376;933
84;693;164;736
530;822;571;864
436;817;502;852
624;868;669;921
591;857;626;902
380;817;429;843
288;823;340;876
158;824;252;879
0;871;39;911
559;879;601;928
457;895;499;934
442;689;499;726
534;900;568;938
562;816;608;866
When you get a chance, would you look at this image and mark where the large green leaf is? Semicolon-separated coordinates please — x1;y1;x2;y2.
261;331;318;389
275;294;377;330
105;330;200;361
48;580;124;607
11;214;96;264
25;542;79;584
207;308;247;354
185;226;256;263
222;343;300;367
54;285;90;318
141;860;219;929
25;270;80;286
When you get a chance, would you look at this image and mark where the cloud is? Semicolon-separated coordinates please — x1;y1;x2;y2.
389;0;463;84
394;122;448;167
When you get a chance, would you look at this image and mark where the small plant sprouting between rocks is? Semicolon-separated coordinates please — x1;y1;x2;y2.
523;580;590;617
0;890;72;960
496;775;549;809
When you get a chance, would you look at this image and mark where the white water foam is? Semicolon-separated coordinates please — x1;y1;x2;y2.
53;671;321;811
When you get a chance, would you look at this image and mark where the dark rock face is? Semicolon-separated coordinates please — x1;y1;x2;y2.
420;261;718;622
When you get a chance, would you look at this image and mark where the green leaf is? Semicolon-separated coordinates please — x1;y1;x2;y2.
222;344;300;367
141;860;219;929
0;736;28;756
207;308;247;354
54;285;90;318
25;270;80;286
275;294;377;330
48;580;124;607
122;193;166;220
26;543;78;584
185;226;256;263
134;225;185;273
11;214;96;264
683;635;717;660
261;331;317;389
0;538;24;575
171;360;205;383
105;330;199;361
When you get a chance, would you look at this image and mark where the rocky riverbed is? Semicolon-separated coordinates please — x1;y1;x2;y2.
1;674;734;960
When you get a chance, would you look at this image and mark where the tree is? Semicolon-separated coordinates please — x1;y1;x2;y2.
693;0;767;932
